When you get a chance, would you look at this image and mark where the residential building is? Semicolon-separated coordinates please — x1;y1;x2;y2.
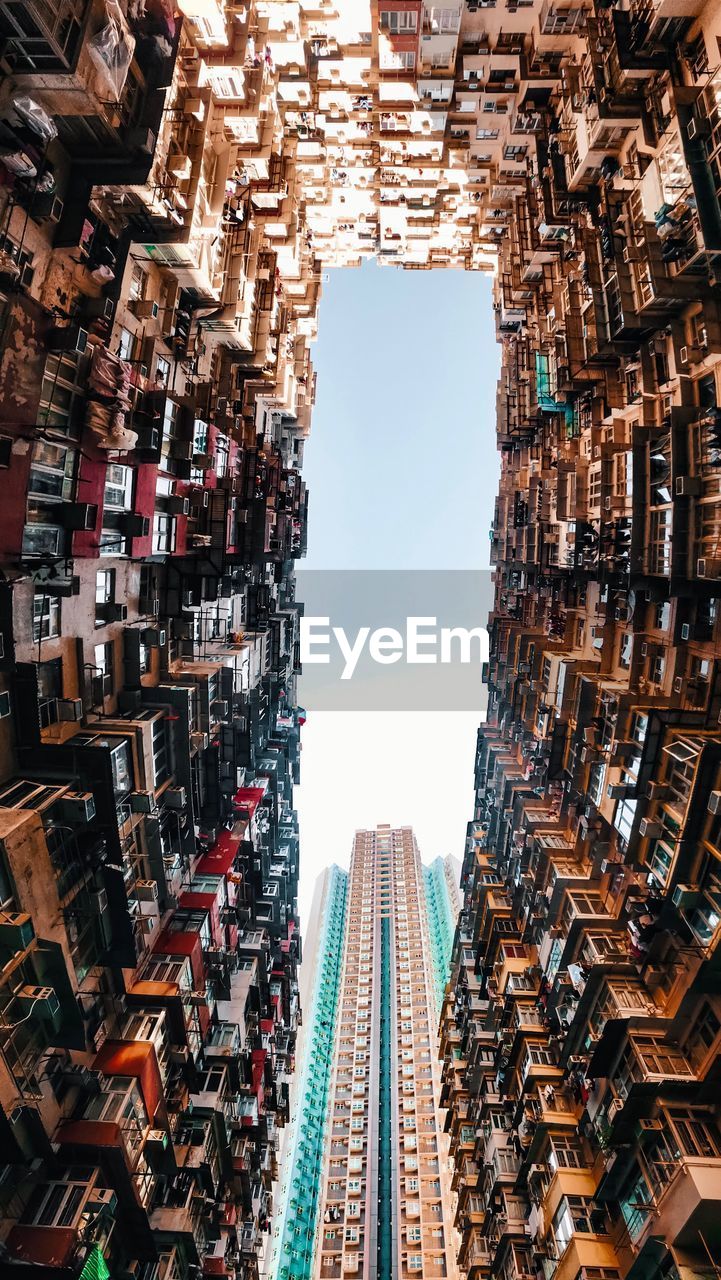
3;0;721;1277
272;830;459;1280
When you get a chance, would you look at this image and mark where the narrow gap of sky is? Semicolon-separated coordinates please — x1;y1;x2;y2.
296;261;500;925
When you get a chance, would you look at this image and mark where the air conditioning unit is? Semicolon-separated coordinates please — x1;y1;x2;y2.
130;790;155;814
142;627;167;647
697;557;721;578
672;883;700;909
62;502;98;531
119;513;151;537
164;786;187;810
639;818;663;838
167;495;190;516
98;602;128;623
170;439;194;460
138;426;160;453
59;792;97;823
211;699;229;717
606;783;630;799
638;1117;664;1133
91;675;112;705
136;879;159;903
48;323;88;353
87;1188;118;1213
57;697;83;722
130;299;160;319
16;985;60;1021
0;912;34;952
708;790;721;814
607;1097;623;1121
676;475;701;496
687;115;710;140
191;534;212;548
191;731;209;752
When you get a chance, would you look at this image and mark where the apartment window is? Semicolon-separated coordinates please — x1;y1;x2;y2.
620;1169;652;1240
152;718;169;787
665;1105;721;1158
117;328;136;362
633;1036;693;1078
0;0;87;73
686;857;721;946
380;8;417;29
28;440;75;501
388;48;416;68
129;263;147;301
476;128;499;140
95;569;116;626
428;5;460;29
408;1256;423;1272
684;1004;720;1072
36;658;62;728
648;508;672;576
24;1181;87;1228
104;464;134;511
94;642;115;694
153;514;176;554
551;1196;595;1252
33;592;60;642
547;1134;585;1171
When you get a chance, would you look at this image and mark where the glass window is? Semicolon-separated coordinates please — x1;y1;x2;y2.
104;464;134;510
117;328;136;361
33;593;60;642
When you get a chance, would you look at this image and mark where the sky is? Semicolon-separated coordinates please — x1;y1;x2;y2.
294;260;500;928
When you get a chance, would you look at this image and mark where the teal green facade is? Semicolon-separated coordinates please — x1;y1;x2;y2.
273;855;458;1280
423;857;458;1016
274;866;348;1280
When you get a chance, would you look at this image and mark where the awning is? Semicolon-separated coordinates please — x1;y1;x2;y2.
196;828;241;877
232;786;266;815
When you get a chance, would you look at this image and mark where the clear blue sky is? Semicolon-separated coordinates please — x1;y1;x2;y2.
296;261;500;924
302;261;499;571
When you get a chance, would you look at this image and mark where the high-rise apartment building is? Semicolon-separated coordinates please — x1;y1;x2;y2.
272;832;460;1280
3;0;721;1275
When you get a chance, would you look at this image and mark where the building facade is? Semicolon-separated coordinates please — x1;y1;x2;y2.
3;0;721;1277
276;830;459;1280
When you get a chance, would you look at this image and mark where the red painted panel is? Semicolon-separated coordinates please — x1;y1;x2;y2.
94;1038;163;1124
131;462;158;557
196;828;241;877
6;1224;77;1267
73;452;106;557
57;1119;121;1148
